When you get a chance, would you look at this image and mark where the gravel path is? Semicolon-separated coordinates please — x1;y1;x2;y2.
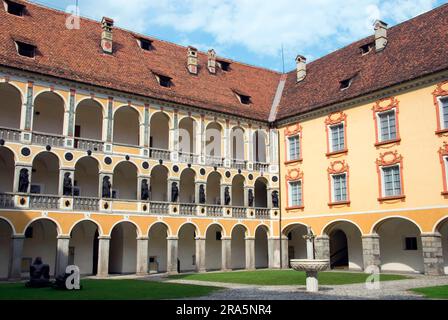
163;276;448;300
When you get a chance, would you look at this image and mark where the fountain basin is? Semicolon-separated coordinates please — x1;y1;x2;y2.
290;259;330;272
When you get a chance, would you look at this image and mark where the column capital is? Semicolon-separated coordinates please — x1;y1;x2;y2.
137;236;150;241
167;236;179;241
195;237;206;241
362;234;380;239
98;236;111;240
221;236;232;241
11;235;26;240
420;232;442;238
57;235;71;240
245;236;256;241
315;235;330;241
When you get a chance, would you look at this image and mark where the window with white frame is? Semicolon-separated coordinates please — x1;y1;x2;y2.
329;124;345;152
378;110;397;142
444;156;448;187
332;173;347;202
288;181;302;207
287;135;300;161
381;165;402;197
439;97;448;130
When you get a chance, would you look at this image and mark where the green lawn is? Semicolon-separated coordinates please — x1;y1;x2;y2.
411;285;448;299
169;270;409;286
0;279;219;300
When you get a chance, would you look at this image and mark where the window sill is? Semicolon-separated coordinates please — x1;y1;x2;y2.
328;201;351;207
286;205;304;211
326;149;348;157
284;159;303;165
375;138;401;147
436;129;448;136
378;195;406;202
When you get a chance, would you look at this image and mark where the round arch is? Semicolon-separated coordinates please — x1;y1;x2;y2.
0;217;13;278
33;89;67;107
68;218;103;236
149;111;171;151
434;216;448;275
230;126;245;161
113;161;138;200
179;168;196;203
74;97;105;115
205;223;225;271
253;129;267;163
74;98;105;142
371;216;423;235
22;217;62;236
113;105;141;146
254;224;269;269
109;221;139;274
231;174;245;207
150;164;169;202
147;221;172;237
178;116;198;155
0;82;23;130
178;222;198;272
254;177;268;208
0;216;16;235
69;219;101;275
31;151;61;196
74;156;100;197
0;146;16;193
206;171;221;205
148;221;170;273
108;219;142;238
33;91;65;135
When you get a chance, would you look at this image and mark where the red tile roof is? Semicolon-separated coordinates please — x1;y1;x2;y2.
276;3;448;121
1;2;447;123
0;1;281;121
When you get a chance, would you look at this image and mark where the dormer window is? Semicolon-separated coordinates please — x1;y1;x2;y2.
139;38;152;51
154;73;172;88
217;60;231;72
340;77;354;91
15;41;36;58
360;42;374;55
4;0;25;16
233;90;251;105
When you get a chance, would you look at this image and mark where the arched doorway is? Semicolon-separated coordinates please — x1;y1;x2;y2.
205;122;222;164
148;223;168;273
74;157;99;197
23;219;58;276
0;147;15;193
179;117;197;155
231;225;246;270
0;83;22;130
325;221;363;270
437;218;448;275
283;224;308;262
150;165;168;201
31;152;60;195
178;223;196;272
254;178;268;208
109;222;138;274
33;92;64;135
75;99;104;145
149;112;170;151
0;219;12;279
180;168;195;203
375;218;424;273
206;172;221;205
69;221;100;275
231;175;245;207
230;126;245;161
113;106;140;146
113;162;138;200
255;226;269;269
205;224;223;271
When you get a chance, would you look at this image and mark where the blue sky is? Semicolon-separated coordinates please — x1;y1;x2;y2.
30;0;446;72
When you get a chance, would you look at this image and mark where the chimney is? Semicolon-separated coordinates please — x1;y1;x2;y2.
187;46;198;75
101;17;114;54
374;20;388;52
295;55;307;82
207;49;216;74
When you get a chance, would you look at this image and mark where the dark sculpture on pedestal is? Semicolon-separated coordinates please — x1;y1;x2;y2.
272;191;279;208
199;184;205;204
63;172;73;196
224;187;231;206
141;179;150;201
18;168;29;193
171;182;179;202
25;257;51;288
248;189;254;207
102;176;112;198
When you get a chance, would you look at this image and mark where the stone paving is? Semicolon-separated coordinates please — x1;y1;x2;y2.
162;275;448;300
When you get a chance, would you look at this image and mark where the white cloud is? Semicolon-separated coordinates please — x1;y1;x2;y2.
75;0;437;62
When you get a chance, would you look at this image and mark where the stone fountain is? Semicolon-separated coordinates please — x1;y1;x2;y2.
290;227;330;293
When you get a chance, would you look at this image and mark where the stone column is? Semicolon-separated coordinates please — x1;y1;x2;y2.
105;97;114;143
195;237;206;273
136;237;149;275
281;236;289;269
362;234;381;272
97;236;110;277
23;81;34;132
421;233;444;276
8;235;25;280
221;237;232;271
245;237;256;270
314;235;330;260
55;235;71;277
268;237;281;269
167;236;179;274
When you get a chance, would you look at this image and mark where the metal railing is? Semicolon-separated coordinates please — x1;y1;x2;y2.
30;194;60;210
149;148;171;161
0;193;15;209
206;205;223;217
32;132;65;147
73;197;100;212
0;127;21;142
255;208;270;219
149;201;170;215
179;203;197;216
75;138;104;152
